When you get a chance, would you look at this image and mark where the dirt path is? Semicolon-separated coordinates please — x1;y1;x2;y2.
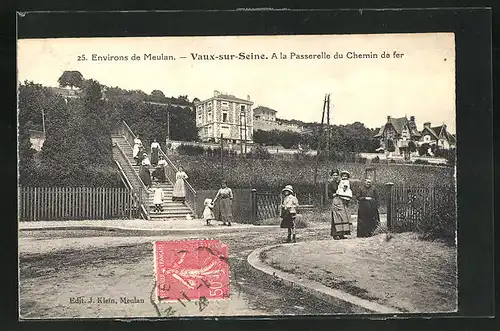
261;233;457;313
19;227;338;319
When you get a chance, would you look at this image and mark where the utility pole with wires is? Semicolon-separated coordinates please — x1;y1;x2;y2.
326;94;331;156
313;94;328;185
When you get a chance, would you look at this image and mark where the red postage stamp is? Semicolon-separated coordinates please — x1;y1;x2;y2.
154;239;230;301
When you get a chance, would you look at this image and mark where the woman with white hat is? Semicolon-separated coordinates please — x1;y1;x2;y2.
280;185;299;243
329;170;353;239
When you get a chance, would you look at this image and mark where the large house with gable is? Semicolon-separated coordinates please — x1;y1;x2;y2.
373;115;422;154
374;115;456;154
419;122;456;149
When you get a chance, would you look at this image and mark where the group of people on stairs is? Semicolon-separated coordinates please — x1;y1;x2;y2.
132;136;189;207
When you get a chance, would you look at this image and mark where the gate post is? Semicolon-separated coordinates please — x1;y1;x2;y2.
251;188;257;224
385;182;394;231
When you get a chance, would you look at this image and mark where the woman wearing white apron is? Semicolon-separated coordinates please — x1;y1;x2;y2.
172;166;188;202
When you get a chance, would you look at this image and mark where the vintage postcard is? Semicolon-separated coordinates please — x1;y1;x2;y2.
18;33;457;319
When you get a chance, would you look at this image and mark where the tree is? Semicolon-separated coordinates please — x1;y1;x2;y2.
193;97;200;103
151;90;166;98
408;140;417;153
57;70;84;89
386;139;395;152
418;143;429;156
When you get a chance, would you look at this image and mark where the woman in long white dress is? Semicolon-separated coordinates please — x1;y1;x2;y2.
172;166;188;202
133;136;143;165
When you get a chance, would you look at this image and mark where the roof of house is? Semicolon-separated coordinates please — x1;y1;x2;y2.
196;94;254;105
373;116;421;138
254;106;278;114
421;125;456;144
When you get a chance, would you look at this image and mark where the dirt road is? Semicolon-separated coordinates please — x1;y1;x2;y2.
19;227;340;319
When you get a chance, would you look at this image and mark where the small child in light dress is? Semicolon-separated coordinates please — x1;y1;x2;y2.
203;198;215;226
336;176;353;200
152;185;164;212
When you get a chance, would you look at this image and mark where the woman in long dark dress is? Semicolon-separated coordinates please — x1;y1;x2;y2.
150;139;160;166
356;178;380;237
139;153;152;189
213;181;233;226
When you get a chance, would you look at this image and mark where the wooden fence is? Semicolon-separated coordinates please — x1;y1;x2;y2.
386;183;456;234
19;187;136;221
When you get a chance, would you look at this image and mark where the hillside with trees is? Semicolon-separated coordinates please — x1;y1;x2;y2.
18;71;198;187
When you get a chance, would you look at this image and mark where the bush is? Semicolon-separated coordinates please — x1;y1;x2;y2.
177;144;205;156
169;155;455;192
248;145;271;159
372;156;380;163
390;186;456;245
414;159;430;165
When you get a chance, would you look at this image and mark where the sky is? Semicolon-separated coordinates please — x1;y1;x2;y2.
17;33;456;132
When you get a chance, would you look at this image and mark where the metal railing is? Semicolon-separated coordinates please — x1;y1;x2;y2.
113;142;150;220
157;147;197;216
117;120;198;217
114;159;144;219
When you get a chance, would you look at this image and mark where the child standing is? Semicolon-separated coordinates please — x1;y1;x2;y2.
152;184;164;213
280;185;299;243
203;198;215;226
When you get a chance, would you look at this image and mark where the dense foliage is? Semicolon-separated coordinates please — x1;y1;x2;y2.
253;121;379;153
18;78;201;186
18;80;121;187
58;71;84;89
168;154;455;191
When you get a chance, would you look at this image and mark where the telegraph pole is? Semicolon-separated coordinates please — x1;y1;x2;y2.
41;108;46;136
314;95;328;185
244;109;248;155
220;134;224;180
167;109;170;140
326;94;331;156
239;110;244;156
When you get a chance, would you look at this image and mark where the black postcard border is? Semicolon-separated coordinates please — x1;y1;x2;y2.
4;7;495;330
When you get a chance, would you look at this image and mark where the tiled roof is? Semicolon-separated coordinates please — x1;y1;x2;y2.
388;117;408;135
216;94;253;104
254;106;278;114
421;126;440;140
431;125;456;144
373;127;384;138
373;116;421;138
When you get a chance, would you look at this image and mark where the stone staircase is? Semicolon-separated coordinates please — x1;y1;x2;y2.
111;133;193;220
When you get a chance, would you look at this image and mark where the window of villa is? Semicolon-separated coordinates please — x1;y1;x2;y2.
222;101;229;106
223;112;228;122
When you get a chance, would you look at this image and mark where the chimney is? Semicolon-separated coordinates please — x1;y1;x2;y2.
247;95;251;101
387;115;391;122
424;122;431;128
410;116;415;122
214;90;220;97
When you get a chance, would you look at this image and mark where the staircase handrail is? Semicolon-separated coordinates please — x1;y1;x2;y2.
119;120;197;217
114;159;148;220
158;147;197;194
121;120;137;147
113;142;150;220
158;147;198;216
